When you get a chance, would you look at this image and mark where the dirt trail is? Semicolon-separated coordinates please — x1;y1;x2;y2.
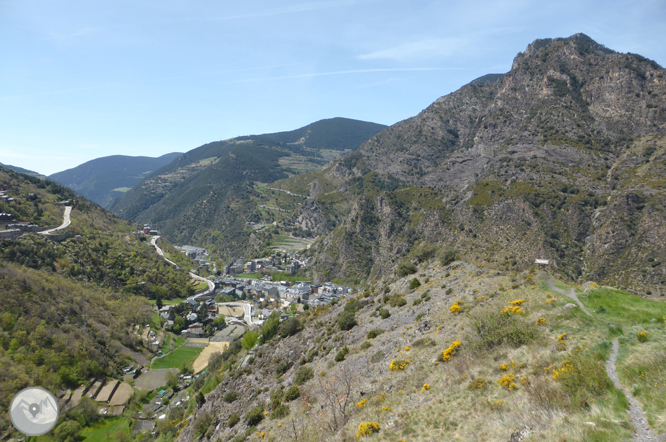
546;280;663;441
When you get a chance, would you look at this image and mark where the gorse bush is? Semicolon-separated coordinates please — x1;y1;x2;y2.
270;404;290;420
335;346;349;362
470;307;540;350
223;391;238;403
554;351;612;408
228;413;240;428
337;311;357;331
409;278;421;290
367;329;383;339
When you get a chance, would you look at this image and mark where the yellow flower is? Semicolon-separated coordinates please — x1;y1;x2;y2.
499;363;508;371
441;340;461;361
389;359;410;371
278;424;282;427
356;398;367;408
356;422;380;438
449;301;462;313
535;318;546;325
497;372;517;390
557;333;567;341
421;384;430;391
404;346;410;351
508;299;527;305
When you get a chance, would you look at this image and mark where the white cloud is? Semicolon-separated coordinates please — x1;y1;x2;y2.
357;37;470;62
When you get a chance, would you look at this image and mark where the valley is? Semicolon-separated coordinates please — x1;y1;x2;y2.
1;32;666;442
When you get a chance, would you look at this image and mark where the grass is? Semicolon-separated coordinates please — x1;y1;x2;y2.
80;417;131;442
235;273;260;279
152;345;204;369
577;288;666;325
149;298;185;306
191;280;209;292
111;187;131;193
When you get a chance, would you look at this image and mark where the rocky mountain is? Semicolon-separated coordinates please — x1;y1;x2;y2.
109;118;386;253
270;34;666;296
49;152;182;208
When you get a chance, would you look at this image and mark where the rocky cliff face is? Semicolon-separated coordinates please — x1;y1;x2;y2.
295;34;666;296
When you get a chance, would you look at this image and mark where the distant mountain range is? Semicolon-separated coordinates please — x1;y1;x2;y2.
0;162;45;178
109;117;387;250
49;152;182;208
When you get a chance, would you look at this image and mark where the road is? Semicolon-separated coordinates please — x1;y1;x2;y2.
217;302;254;326
150;236;215;300
39;206;72;234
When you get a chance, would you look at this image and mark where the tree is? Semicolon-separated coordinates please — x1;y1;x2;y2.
438;246;458;266
245;405;265;426
241;330;259;350
279;317;302;338
54;420;81;442
156;296;163;310
396;261;417;277
165;371;178;389
213;315;226;327
316;367;356;432
196;390;206;407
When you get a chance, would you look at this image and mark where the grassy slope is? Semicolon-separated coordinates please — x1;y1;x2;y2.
152;345;204;369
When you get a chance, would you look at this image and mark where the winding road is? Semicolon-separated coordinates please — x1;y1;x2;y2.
150;236;215;299
546;280;663;442
39;206;72;234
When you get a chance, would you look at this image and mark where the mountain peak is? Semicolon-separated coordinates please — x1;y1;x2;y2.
512;33;615;70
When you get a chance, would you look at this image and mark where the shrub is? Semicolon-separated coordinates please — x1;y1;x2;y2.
367;329;383;339
388;295;407;307
335;346;349;362
441;340;461;361
284;386;300;402
554;352;612;407
467;378;487;390
337;311;357;331
279;317;302;338
412;243;438;262
360;341;373;350
438;246;458;266
446;288;453;295
449;301;462;313
270;386;284;410
356;422;380;438
470;307;540;350
380;309;391;319
409;278;421;290
293;366;314;385
344;299;363;314
637;331;648;342
223;391;238;403
413;298;422;306
244;406;265;426
389;359;410;370
270;404;290;420
194;412;212;437
275;360;291;377
396;261;418;277
497;372;517;390
370;351;385;363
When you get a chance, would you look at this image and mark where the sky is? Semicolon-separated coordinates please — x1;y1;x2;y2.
1;0;665;175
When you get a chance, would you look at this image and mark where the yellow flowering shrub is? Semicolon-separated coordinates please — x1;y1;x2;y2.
441;340;461;361
497;372;517;390
535;318;546;325
557;333;567;341
637;331;648;342
508;299;527;306
467;378;486;390
551;361;574;380
355;398;367;408
421;384;430;391
404;346;410;351
499;363;509;371
356;422;380;438
389;359;410;370
500;305;523;314
449;301;462;313
545;298;556;304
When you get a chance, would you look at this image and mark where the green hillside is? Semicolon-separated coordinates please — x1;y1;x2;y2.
49;152;182;208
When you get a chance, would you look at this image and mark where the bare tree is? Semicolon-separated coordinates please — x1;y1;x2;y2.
316;367;356;432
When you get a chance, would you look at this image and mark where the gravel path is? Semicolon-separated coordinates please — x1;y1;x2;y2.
606;339;661;441
546;279;663;441
546;280;594;317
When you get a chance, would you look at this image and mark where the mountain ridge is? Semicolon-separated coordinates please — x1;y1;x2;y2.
49;152;183;208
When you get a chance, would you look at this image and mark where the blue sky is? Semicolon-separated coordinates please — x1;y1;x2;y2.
1;0;665;175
